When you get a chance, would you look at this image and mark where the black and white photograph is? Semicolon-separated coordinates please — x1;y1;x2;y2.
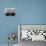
5;8;16;16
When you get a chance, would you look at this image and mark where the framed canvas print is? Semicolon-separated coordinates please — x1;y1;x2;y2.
5;8;16;16
18;24;46;42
